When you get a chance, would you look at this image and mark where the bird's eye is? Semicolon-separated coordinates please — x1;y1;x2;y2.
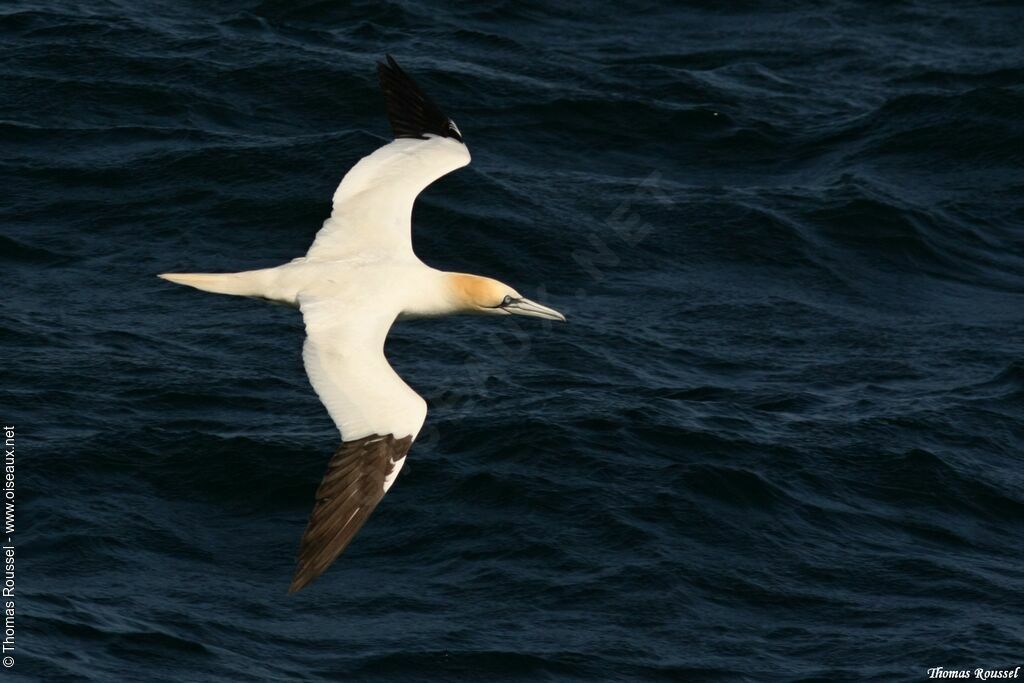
501;295;514;306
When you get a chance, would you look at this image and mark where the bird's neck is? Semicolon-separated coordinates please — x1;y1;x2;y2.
398;270;485;318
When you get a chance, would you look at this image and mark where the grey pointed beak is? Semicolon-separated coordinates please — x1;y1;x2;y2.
502;297;566;322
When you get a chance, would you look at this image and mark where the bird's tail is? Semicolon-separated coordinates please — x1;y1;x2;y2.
158;270;269;297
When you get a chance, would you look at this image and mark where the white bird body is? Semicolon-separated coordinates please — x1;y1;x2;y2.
178;254;452;314
159;56;564;593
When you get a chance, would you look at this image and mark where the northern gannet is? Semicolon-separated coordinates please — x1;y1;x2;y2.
159;55;565;593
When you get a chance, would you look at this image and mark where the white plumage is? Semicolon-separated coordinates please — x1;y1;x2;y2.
159;55;564;593
309;135;471;259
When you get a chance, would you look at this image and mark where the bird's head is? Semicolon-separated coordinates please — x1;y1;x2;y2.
446;273;565;322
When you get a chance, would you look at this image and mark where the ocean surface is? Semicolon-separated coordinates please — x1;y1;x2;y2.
3;1;1023;680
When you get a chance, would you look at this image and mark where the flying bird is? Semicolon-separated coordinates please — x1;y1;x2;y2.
159;55;565;593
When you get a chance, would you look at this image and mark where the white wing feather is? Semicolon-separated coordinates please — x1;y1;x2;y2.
306;136;470;260
299;295;427;442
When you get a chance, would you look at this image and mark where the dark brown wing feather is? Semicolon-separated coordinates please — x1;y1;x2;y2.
377;54;463;142
289;433;413;593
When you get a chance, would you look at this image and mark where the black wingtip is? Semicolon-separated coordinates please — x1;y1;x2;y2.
376;55;463;143
287;572;310;594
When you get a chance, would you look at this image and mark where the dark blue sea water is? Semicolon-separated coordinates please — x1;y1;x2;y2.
3;1;1024;680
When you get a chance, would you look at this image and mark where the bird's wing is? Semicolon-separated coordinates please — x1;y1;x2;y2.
306;55;470;260
290;294;427;593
